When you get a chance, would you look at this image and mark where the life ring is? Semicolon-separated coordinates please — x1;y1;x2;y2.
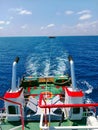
41;91;53;98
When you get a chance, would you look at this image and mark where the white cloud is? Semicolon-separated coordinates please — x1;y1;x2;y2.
46;24;55;28
75;20;98;34
79;14;92;20
59;20;98;36
21;24;28;29
0;27;4;30
77;9;92;21
19;9;32;15
65;10;74;15
40;24;55;30
0;20;11;25
77;10;91;15
0;21;5;24
0;20;11;31
91;20;98;27
6;21;10;25
9;8;32;15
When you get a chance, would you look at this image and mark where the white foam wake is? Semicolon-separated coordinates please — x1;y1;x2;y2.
25;45;69;77
83;81;93;94
26;54;38;76
53;56;68;75
43;59;50;77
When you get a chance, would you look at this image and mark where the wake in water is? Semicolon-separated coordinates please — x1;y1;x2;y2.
52;54;69;75
77;80;93;94
43;59;50;76
25;52;69;76
25;39;69;77
83;81;93;94
77;80;95;107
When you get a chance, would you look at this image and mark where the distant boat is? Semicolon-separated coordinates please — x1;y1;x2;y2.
48;36;56;38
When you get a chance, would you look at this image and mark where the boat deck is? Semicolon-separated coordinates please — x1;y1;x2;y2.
22;75;70;99
24;83;63;98
1;76;98;130
0;121;39;130
0;117;87;130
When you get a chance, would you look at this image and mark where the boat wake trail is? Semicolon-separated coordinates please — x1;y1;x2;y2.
84;81;93;94
52;54;69;75
43;59;50;76
25;40;69;76
26;54;38;76
26;52;69;76
77;80;93;94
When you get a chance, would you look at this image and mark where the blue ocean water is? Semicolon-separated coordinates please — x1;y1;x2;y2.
0;36;98;109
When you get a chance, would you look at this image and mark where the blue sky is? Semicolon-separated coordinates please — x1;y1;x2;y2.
0;0;98;36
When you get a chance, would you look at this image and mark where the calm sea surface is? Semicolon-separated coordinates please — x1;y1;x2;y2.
0;36;98;111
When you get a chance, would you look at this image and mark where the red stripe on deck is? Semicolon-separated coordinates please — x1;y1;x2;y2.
28;87;31;92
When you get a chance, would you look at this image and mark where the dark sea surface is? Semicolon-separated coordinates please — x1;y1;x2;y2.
0;36;98;112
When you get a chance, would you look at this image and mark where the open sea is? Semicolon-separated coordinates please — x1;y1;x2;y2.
0;36;98;113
